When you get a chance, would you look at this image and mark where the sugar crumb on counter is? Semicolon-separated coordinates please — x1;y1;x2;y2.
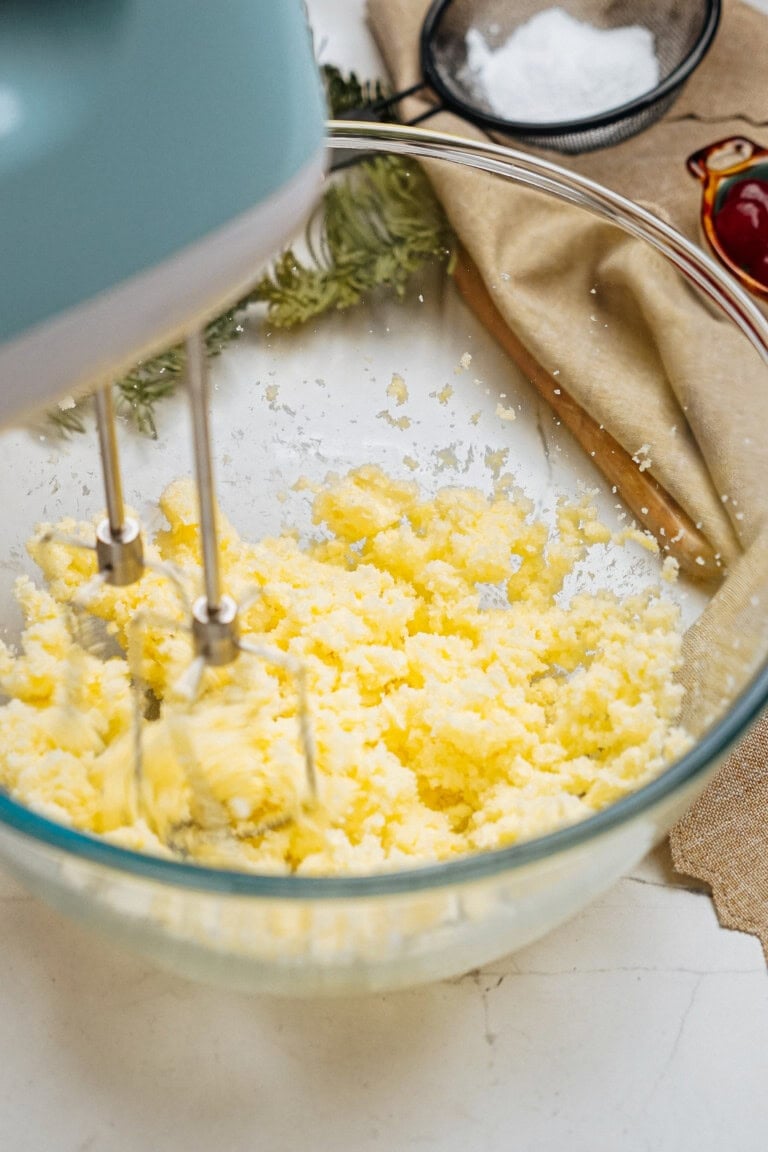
291;475;318;493
495;403;517;422
616;525;659;554
434;445;459;471
430;384;454;406
0;466;689;876
386;373;408;407
632;443;653;472
484;447;510;479
377;410;411;431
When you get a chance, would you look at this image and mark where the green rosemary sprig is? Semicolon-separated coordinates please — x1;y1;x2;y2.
48;307;246;439
112;306;245;438
321;64;392;119
47;65;453;437
249;155;453;329
47;405;87;436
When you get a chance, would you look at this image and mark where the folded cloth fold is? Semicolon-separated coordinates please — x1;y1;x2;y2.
368;0;768;958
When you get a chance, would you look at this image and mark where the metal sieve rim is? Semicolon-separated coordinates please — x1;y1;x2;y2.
419;0;722;141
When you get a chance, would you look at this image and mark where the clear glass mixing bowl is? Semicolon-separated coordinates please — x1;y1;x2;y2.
0;124;766;995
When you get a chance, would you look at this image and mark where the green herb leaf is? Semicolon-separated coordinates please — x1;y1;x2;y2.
113;308;245;438
47;66;453;437
321;64;392;119
247;155;453;330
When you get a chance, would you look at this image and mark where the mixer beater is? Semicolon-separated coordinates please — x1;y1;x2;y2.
171;331;318;832
39;332;318;850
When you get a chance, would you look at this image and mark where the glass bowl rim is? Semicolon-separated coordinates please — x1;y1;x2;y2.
1;121;766;900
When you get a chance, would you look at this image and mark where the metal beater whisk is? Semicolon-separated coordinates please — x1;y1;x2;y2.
41;331;317;846
0;0;326;851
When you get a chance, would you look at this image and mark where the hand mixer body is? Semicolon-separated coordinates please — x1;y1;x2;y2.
0;0;326;421
0;1;325;849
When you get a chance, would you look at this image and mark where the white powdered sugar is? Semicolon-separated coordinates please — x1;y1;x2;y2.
461;7;660;124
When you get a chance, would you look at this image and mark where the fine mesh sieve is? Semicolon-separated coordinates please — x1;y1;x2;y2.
363;0;721;154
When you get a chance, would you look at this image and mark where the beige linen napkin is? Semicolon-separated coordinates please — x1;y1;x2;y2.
368;0;768;956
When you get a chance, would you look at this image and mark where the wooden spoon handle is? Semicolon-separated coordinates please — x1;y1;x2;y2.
452;252;720;583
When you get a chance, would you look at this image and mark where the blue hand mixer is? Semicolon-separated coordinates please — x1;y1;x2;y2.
0;1;326;830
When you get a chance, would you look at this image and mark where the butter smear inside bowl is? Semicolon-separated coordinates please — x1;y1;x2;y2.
0;464;690;875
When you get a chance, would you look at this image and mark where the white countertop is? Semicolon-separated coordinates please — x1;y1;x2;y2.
0;847;764;1152
1;3;767;1150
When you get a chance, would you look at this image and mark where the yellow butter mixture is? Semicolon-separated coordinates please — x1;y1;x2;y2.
0;467;690;874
